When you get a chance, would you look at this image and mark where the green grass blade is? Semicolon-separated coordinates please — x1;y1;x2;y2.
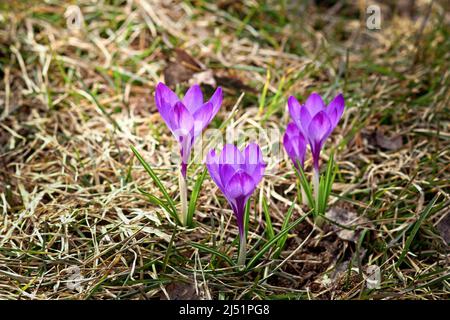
258;69;270;114
246;211;310;270
244;198;251;239
294;162;315;211
78;78;122;132
262;196;275;240
191;242;235;266
137;187;173;220
275;200;296;257
130;145;179;224
187;168;207;227
395;194;440;267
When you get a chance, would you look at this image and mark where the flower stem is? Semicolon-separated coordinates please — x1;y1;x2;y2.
312;166;325;227
178;169;188;226
301;186;309;206
237;234;247;268
313;166;320;211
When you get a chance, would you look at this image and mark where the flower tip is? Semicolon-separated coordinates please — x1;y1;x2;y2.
287;95;298;104
156;82;166;89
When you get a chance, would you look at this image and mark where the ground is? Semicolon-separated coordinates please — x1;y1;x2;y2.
0;0;449;300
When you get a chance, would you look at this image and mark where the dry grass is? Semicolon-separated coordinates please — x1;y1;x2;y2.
0;0;449;299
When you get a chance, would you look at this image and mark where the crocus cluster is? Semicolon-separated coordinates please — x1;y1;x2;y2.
283;92;345;204
153;82;344;267
206;143;266;266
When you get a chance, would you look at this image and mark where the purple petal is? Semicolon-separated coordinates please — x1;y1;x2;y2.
219;163;238;188
243;143;264;166
206;149;225;191
183;84;203;113
298;106;312;136
155;82;179;107
219;144;244;167
288;95;312;136
192;102;213;135
308;111;332;144
225;171;255;200
208;87;223;116
288;96;302;128
155;83;179;128
283;122;306;168
243;143;266;184
308;111;331;169
326;93;345;128
155;97;173;129
305;92;325;117
168;102;194;137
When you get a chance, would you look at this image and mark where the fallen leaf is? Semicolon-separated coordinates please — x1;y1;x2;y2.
163;49;203;87
325;206;368;242
436;212;450;245
214;75;257;93
161;282;202;300
374;129;403;151
174;48;204;70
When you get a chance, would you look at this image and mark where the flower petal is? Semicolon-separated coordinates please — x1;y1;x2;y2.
308;111;332;144
283;122;306;168
155;82;179;107
183;84;203;113
155;83;179;128
298;106;312;136
307;111;331;168
219;163;237;188
288;96;302;128
168;102;194;138
243;143;266;184
206;149;224;191
219;144;244;167
326;93;345;128
208;86;223;116
305;92;325;117
225;171;255;200
192;102;213;135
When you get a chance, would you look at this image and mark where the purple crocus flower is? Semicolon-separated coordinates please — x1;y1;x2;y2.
206;143;266;266
155;82;223;177
283;122;307;170
283;122;309;206
288;92;344;171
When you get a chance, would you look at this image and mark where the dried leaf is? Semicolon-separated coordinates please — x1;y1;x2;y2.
163;49;203;87
375;129;403;151
163;62;194;87
214;75;257;93
161;282;202;300
436;213;450;245
325;206;368;242
174;48;203;71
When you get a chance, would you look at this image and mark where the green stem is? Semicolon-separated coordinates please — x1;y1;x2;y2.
301;185;309;206
312;167;325;227
313;167;320;210
179;170;188;226
237;234;247;268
